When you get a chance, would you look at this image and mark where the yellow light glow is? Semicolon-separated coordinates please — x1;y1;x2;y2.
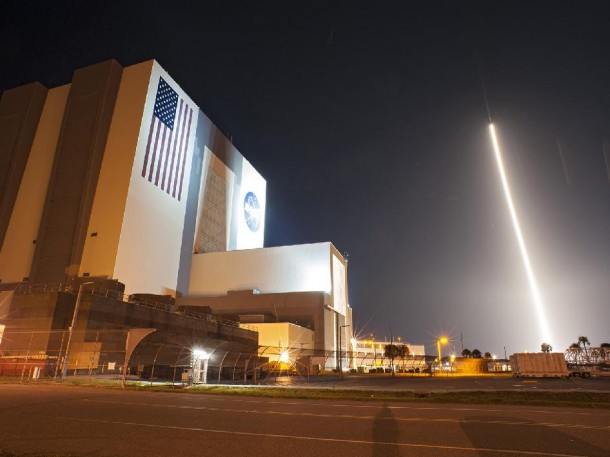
279;350;290;363
489;124;552;345
439;337;448;345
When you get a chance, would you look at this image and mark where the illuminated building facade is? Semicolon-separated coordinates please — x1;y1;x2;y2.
0;59;265;296
0;59;350;373
179;242;352;369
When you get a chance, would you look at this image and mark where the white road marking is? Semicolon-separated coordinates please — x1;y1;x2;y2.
120;393;609;417
82;399;610;431
62;417;589;457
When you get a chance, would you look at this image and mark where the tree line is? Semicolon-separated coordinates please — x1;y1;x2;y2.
460;348;492;359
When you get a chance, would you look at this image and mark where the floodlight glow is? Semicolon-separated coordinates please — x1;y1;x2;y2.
193;348;209;359
279;350;290;363
489;124;552;345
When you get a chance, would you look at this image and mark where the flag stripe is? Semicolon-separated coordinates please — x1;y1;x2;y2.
148;120;163;182
156;127;169;184
162;99;184;191
171;105;190;198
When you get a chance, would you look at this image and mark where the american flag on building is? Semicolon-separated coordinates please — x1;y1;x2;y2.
141;77;193;201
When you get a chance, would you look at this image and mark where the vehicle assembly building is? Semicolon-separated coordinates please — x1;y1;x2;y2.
0;59;352;378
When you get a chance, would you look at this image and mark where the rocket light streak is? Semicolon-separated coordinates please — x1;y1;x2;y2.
489;124;552;345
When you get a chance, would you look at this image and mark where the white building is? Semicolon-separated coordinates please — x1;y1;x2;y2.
0;58;351;369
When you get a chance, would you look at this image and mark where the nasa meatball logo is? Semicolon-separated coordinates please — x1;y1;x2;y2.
243;191;261;232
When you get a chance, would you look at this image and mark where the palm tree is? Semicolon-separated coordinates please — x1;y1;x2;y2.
461;348;472;358
384;344;402;376
600;343;610;363
472;349;482;358
578;336;591;358
566;343;581;364
397;345;410;372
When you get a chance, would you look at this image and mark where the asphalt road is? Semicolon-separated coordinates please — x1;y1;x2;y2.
1;384;609;457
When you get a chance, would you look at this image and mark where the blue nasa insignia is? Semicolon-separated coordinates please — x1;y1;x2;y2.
243;191;261;232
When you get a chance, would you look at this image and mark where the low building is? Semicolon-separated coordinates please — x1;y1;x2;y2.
351;339;427;372
0;279;258;380
179;242;352;370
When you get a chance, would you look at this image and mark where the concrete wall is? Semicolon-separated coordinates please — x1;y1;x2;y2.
30;60;123;283
0;85;69;283
80;61;153;280
178;288;351;354
244;322;315;352
0;290;258;370
189;243;346;303
0;82;47;251
112;61;199;297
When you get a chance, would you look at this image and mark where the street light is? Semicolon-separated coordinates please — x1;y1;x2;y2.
192;348;210;384
437;337;448;374
62;281;94;379
339;324;350;380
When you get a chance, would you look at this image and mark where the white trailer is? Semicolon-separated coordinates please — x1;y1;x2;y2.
510;353;569;378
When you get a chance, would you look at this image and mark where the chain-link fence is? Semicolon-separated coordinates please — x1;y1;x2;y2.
0;328;431;384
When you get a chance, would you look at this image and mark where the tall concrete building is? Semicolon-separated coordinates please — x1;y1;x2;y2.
0;59;351;373
0;59;266;296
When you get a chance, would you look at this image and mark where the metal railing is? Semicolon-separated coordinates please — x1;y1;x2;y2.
15;282;246;331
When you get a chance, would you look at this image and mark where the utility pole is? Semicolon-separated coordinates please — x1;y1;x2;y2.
339;324;350;380
62;281;94;379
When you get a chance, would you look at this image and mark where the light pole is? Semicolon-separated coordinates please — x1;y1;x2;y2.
62;281;94;379
339;324;350;380
437;337;448;374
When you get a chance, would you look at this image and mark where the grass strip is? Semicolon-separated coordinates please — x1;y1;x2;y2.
3;377;610;409
182;385;610;409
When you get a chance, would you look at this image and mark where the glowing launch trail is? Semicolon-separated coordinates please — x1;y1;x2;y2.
489;124;552;347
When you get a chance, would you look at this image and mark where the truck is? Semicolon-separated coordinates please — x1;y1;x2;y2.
510;353;569;378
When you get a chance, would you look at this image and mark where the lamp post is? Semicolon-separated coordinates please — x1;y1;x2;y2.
62;281;94;379
369;333;376;368
437;337;448;374
339;324;350;380
350;337;357;370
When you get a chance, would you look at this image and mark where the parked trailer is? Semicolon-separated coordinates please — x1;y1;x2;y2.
510;353;569;378
567;364;593;378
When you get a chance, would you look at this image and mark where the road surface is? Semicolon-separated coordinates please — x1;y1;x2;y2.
1;384;609;456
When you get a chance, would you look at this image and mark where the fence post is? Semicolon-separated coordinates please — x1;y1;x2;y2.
54;330;66;380
20;333;33;383
218;350;230;383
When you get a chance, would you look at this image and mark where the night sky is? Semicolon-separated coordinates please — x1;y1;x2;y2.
2;1;609;356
